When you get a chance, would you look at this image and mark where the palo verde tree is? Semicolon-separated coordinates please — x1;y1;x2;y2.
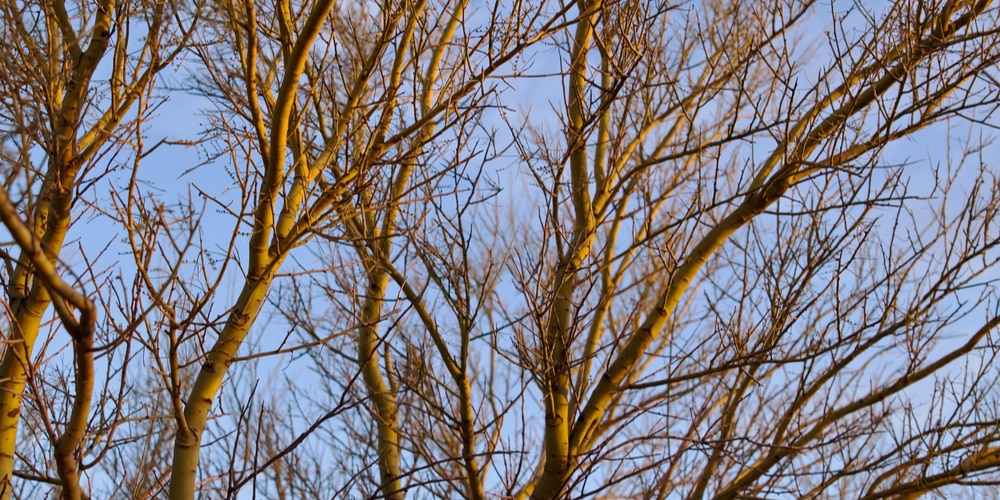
1;0;1000;499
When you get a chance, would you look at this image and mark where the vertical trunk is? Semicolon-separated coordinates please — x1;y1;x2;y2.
0;0;115;492
531;1;598;497
168;274;277;499
358;269;403;499
0;306;47;497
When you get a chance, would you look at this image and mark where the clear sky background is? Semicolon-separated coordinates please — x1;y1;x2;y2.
1;0;999;496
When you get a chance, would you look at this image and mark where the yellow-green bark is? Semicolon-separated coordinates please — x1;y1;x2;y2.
0;0;115;493
527;3;995;495
168;0;338;496
168;273;277;498
0;180;99;500
0;307;47;496
358;270;404;499
530;2;599;498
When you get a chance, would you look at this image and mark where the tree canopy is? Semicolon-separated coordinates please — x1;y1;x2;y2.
1;0;1000;498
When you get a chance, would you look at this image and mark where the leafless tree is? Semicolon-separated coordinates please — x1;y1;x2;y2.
1;0;1000;499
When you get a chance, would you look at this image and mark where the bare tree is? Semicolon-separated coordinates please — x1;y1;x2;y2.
1;0;1000;498
0;0;195;496
505;1;1000;497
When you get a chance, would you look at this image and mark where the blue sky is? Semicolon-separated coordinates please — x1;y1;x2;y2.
2;0;1000;496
